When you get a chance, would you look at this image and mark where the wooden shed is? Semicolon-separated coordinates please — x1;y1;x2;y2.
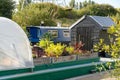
70;15;115;50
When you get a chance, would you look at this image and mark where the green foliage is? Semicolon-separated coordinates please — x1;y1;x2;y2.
76;7;90;17
26;0;31;3
39;32;54;49
13;3;78;27
0;0;15;18
94;24;120;78
13;3;62;27
66;46;74;54
38;32;65;57
71;0;95;9
39;39;53;49
57;8;78;19
94;39;104;52
107;26;116;34
17;0;31;11
111;13;120;24
41;32;54;41
81;0;95;8
94;39;110;54
12;2;118;28
39;32;74;57
69;0;75;8
77;4;117;16
45;43;65;57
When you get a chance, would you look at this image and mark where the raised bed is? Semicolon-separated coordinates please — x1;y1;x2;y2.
0;57;99;77
33;53;98;65
0;54;100;80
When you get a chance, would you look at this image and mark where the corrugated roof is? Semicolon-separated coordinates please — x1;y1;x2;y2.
90;16;115;28
69;15;115;29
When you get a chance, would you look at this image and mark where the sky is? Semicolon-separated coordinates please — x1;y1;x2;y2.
14;0;120;8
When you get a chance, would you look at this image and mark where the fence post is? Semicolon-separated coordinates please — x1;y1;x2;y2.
29;68;34;72
76;54;78;60
50;57;53;63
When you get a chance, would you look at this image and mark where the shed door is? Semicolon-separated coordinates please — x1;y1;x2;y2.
77;27;93;50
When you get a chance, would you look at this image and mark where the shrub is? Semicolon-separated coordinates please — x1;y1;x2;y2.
12;3;60;27
94;24;120;79
39;39;53;49
73;41;85;54
76;4;117;17
45;43;65;57
66;46;74;54
39;32;54;49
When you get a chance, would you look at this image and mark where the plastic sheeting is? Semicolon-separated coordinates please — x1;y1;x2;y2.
0;17;34;71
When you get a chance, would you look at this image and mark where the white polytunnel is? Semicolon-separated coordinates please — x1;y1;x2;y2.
0;17;34;71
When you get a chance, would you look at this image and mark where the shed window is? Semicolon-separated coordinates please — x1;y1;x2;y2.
48;30;58;37
63;30;70;37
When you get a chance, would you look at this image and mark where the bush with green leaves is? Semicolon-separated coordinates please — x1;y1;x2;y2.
38;32;65;57
66;46;74;54
12;2;118;28
94;24;120;79
39;39;53;49
45;43;65;57
13;3;60;27
38;32;54;49
0;0;15;18
12;3;78;27
77;4;117;17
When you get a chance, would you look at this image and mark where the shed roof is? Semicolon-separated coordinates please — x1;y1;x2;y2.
90;16;115;28
70;15;115;29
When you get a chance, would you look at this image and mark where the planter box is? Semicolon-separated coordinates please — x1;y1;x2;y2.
33;57;51;65
77;53;98;60
33;53;98;65
52;55;76;63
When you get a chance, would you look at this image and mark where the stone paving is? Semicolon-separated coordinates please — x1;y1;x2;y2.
65;71;115;80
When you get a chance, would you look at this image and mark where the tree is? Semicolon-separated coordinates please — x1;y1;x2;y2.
13;3;64;27
79;2;83;9
79;0;95;9
17;0;31;11
13;2;79;27
82;0;87;7
69;0;75;8
27;0;31;3
77;4;117;17
88;4;117;16
88;0;95;5
0;0;15;18
112;13;120;24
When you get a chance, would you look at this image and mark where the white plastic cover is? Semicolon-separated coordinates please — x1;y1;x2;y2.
0;17;34;71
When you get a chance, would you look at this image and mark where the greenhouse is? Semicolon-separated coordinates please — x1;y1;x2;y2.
0;17;34;71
